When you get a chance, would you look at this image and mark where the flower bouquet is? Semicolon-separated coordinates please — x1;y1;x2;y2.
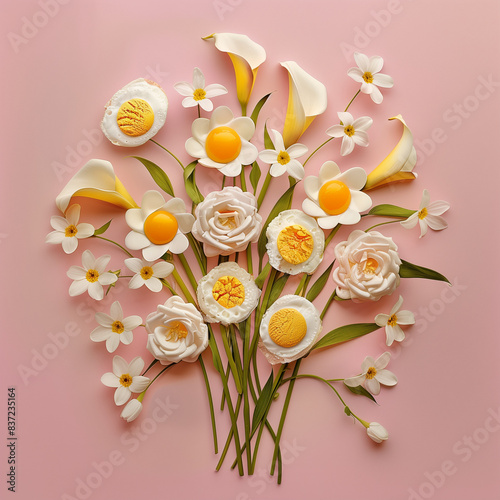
47;32;450;482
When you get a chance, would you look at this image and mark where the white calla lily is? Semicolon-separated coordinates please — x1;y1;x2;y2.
203;32;266;115
281;61;327;148
364;115;417;191
55;159;138;213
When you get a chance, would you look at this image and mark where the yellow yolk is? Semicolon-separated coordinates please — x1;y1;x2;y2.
268;308;307;347
143;211;178;245
165;321;188;341
277;225;314;265
318;180;352;215
212;276;245;308
117;98;155;137
205;126;242;164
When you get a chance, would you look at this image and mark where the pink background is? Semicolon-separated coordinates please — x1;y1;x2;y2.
2;0;500;499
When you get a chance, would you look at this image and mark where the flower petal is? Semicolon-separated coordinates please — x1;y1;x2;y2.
114;386;131;406
374;352;391;370
425;214;448;231
101;372;119;387
376;369;398;386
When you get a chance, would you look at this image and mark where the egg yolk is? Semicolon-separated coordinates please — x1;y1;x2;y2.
143;210;178;245
212;276;245;308
117;98;155;137
318;180;352;215
205;126;242;164
277;225;314;265
268;308;307;347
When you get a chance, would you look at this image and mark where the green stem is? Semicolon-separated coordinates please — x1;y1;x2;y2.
364;219;401;232
176;253;198;292
246;245;253;275
142;358;158;376
216;394;243;471
344;89;361;112
149;139;185;170
171;268;195;305
199;355;218;454
93;235;133;258
320;289;337;320
220;326;242;394
257;171;272;209
187;233;207;275
241;319;252;473
303;137;334;167
240;168;247;191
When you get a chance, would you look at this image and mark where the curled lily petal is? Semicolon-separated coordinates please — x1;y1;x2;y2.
55;159;138;213
203;32;266;115
364;115;417;191
280;61;327;148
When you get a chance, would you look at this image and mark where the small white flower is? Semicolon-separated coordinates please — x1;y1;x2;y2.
90;301;142;352
124;258;174;292
366;422;389;443
347;52;394;104
258;129;308;180
344;352;397;395
174;67;228;112
325;112;373;156
67;250;117;301
101;356;150;406
45;204;94;254
121;399;143;422
400;189;450;238
375;296;415;346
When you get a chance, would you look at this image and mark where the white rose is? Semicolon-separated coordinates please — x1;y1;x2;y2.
332;230;401;301
192;186;262;257
145;296;208;364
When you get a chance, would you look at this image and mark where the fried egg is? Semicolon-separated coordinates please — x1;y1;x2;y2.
266;209;325;275
196;262;261;326
259;295;322;364
101;78;168;147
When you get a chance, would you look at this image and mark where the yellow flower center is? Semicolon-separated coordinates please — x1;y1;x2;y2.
193;88;207;101
217;210;238;230
140;266;154;280
277;225;314;265
205;126;242;164
165;321;188;341
116;98;155;137
65;225;78;237
277;150;291;165
363;258;378;274
318;180;352;215
86;269;99;283
143;210;178;245
344;124;355;137
387;314;398;326
362;72;374;84
268;308;307;347
418;207;428;220
366;367;377;379
111;321;125;334
212;276;245;308
119;374;133;387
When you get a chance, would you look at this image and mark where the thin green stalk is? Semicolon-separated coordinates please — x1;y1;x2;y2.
303;137;334;167
257;171;272;209
241;319;252;473
199;355;218;454
365;219;401;232
220;326;242;394
344;89;361;112
171;268;196;305
240;168;247;191
246;245;253;275
216;393;243;471
324;224;341;249
176;253;198;292
220;361;231;411
149;139;185;170
222;175;227;189
320;289;337;320
142;358;158;376
93;235;133;257
294;274;308;295
187;233;207;275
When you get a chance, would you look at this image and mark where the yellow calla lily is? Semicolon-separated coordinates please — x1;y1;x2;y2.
203;32;266;115
364;115;417;191
281;61;328;149
56;159;138;213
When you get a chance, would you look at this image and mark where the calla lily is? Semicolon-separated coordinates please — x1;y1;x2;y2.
281;61;328;149
364;115;417;191
55;159;138;213
203;32;266;115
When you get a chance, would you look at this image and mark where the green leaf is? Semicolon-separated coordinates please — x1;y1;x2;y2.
344;383;377;403
252;371;274;433
255;262;271;289
183;161;204;204
93;219;112;236
368;204;416;218
311;323;380;352
268;274;289;307
306;262;334;302
250;92;272;126
264;121;274;150
258;184;297;265
249;161;261;194
399;259;450;284
132;156;175;197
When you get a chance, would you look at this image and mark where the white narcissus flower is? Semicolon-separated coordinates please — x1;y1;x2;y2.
375;296;415;346
258;129;308;180
347;52;394;104
326;112;373;156
124;258;174;292
46;204;95;254
90;301;142;352
344;352;397;395
125;190;195;261
174;67;228;112
67;250;117;301
121;399;143;422
101;356;150;406
400;189;450;238
366;422;389;443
